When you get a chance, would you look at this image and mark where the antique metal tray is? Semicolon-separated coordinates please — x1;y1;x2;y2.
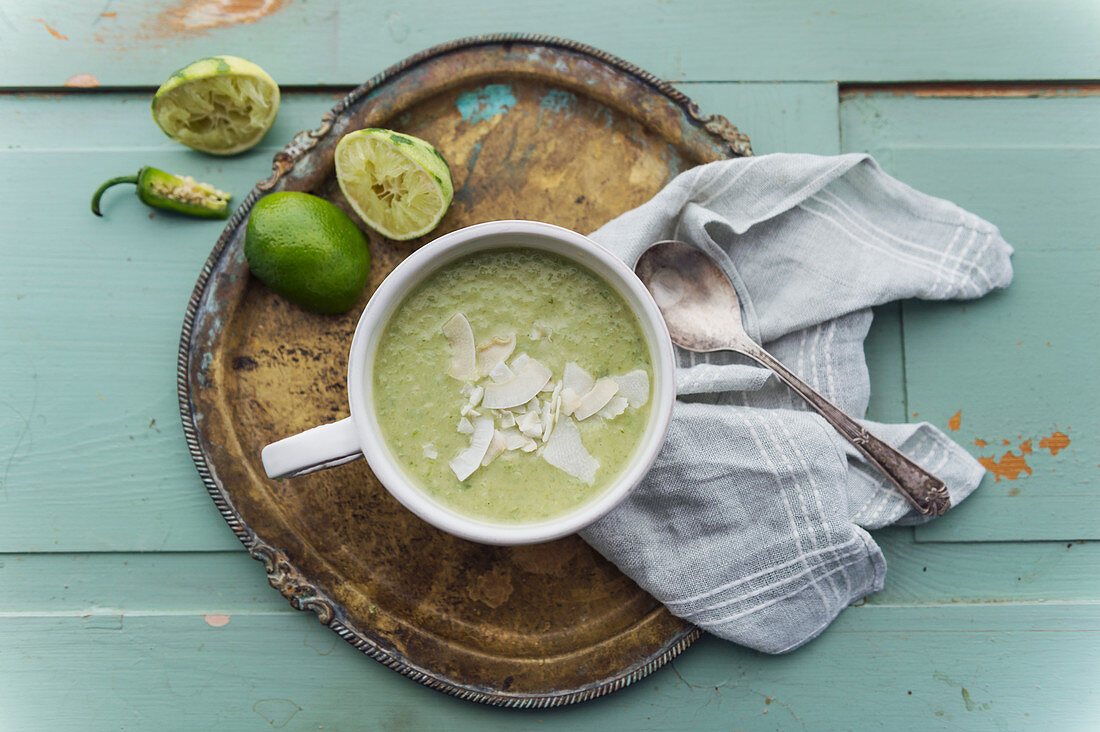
178;34;751;707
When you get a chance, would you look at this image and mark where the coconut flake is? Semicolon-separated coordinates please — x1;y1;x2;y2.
510;352;531;372
573;378;620;421
488;361;514;383
475;334;516;374
499;427;529;451
422;443;438;460
467;385;484;408
517;410;542;439
482;430;508;466
540;400;555;442
598;395;629;420
482;358;553;409
541;418;599;484
560;388;582;416
449;417;494;480
613;370;650;408
457;416;474;434
498;410;516;429
443;313;477;381
563;362;595;397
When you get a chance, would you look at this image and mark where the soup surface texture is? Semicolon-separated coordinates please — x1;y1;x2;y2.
372;248;652;523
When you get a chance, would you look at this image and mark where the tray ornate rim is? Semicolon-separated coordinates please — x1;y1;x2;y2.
176;33;750;708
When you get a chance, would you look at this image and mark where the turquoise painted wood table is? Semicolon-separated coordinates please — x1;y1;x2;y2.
2;2;1098;729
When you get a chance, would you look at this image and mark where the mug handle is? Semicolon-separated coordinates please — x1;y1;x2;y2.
261;417;363;479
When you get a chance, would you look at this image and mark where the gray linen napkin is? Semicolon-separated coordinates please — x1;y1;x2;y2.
578;153;1014;653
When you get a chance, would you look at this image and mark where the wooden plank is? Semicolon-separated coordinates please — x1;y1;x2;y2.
0;606;1096;729
841;93;1100;150
869;528;1100;605
840;93;1100;541
0;552;290;615
2;1;1098;87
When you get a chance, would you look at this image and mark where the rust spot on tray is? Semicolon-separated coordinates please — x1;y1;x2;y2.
30;18;68;40
1039;431;1070;456
973;439;987;448
947;410;961;431
64;73;100;88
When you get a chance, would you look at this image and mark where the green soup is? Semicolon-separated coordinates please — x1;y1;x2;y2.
372;248;652;523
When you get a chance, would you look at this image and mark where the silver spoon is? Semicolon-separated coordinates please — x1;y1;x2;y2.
636;240;950;516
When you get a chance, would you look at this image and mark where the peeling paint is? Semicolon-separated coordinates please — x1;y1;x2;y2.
1039;431;1070;456
30;18;68;40
204;613;231;626
979;450;1032;482
152;0;285;37
842;82;1100;99
947;410;961;431
973;439;987;447
64;73;100;88
1018;438;1032;455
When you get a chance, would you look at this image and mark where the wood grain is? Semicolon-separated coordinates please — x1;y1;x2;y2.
3;2;1098;86
1;606;1097;729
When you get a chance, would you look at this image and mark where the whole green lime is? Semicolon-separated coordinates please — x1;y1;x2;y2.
244;192;370;314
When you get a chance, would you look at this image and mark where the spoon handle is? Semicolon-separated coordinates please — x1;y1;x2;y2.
740;343;951;516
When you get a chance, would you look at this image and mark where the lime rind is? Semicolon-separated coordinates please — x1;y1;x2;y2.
335;129;454;241
152;55;279;156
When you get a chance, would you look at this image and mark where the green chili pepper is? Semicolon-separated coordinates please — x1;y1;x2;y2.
91;166;231;218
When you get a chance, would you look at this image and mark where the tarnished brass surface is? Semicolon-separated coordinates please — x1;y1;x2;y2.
179;35;749;707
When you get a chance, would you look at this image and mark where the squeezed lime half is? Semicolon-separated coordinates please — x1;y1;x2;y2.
152;55;279;155
334;128;454;240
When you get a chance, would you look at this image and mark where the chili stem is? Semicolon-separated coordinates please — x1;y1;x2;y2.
91;174;140;216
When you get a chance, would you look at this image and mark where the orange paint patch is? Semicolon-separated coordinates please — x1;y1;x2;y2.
64;73;100;88
1002;439;1011;446
979;451;1032;482
1039;431;1071;456
1019;439;1033;455
203;614;231;627
947;410;962;431
101;11;118;17
31;18;69;40
156;0;285;35
973;439;987;447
